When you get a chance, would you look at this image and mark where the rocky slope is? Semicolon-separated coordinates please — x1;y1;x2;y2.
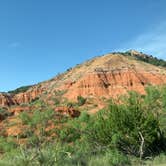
0;86;44;106
1;50;166;107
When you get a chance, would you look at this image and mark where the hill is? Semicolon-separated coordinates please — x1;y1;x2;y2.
0;50;166;165
0;50;166;108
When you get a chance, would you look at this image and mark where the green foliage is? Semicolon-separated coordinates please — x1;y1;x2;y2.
149;153;166;165
8;85;32;94
19;109;55;142
1;85;166;165
137;55;166;67
19;112;31;125
67;67;72;72
53;98;60;105
89;150;130;166
59;127;81;143
66;102;74;108
77;96;86;106
123;51;166;67
30;97;40;103
0;108;12;120
54;90;67;96
30;98;46;108
56;112;90;144
0;137;17;153
87;91;165;157
78;111;90;123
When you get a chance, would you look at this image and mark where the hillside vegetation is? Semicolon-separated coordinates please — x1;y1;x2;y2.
0;85;166;166
8;85;32;94
117;50;166;67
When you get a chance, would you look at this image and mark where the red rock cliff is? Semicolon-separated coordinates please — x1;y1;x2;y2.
1;52;166;106
0;86;44;106
64;69;166;99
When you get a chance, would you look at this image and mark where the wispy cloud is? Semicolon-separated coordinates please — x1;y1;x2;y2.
119;22;166;59
8;42;21;48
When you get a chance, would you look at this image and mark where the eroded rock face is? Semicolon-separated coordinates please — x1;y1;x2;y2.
9;106;31;115
1;52;166;107
64;69;166;99
0;93;16;106
1;69;166;106
54;106;80;118
0;87;44;107
14;87;43;104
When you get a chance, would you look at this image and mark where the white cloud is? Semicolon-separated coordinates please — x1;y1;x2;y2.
119;22;166;59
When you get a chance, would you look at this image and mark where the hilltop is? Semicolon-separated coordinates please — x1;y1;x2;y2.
0;50;166;109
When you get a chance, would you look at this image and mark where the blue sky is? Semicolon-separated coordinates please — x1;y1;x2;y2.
1;0;166;91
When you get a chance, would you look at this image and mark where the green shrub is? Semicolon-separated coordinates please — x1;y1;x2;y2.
30;98;45;107
89;150;130;166
53;98;60;105
19;112;31;125
123;51;166;67
8;85;32;94
77;96;86;106
87;91;165;157
78;111;90;123
0;137;17;153
0;108;12;120
59;127;81;143
20;109;54;128
30;97;40;103
54;90;67;96
67;102;74;108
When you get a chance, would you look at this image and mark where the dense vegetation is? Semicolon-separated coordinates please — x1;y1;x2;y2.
8;85;32;94
0;107;12;120
0;86;166;165
136;55;166;67
114;51;166;67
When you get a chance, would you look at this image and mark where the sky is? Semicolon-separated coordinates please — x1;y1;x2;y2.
1;0;166;92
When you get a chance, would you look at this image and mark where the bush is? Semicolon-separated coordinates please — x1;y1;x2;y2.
19;112;31;125
78;111;90;123
77;96;86;106
0;137;17;153
59;127;81;143
87;91;165;157
89;150;130;166
53;98;60;105
123;51;166;67
0;108;12;120
67;102;74;108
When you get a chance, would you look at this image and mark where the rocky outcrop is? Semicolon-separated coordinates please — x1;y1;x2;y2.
9;106;31;115
14;87;43;104
1;52;166;107
54;106;80;118
0;93;16;106
0;86;44;107
64;69;166;99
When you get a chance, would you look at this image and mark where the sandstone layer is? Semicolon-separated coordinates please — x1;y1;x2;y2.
0;86;44;106
64;69;166;99
1;51;166;107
